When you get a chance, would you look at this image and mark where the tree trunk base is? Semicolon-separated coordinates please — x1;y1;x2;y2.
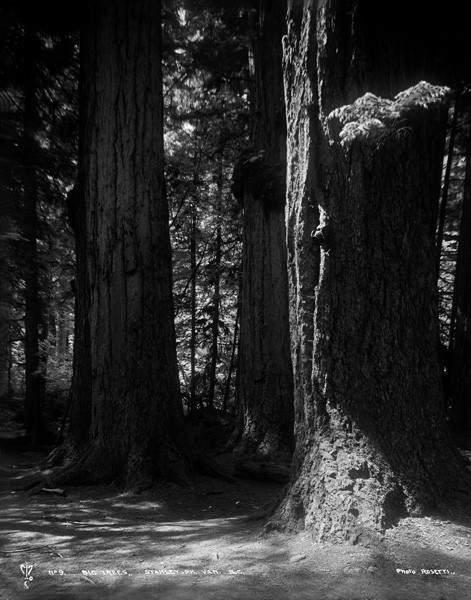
266;422;470;543
15;439;235;494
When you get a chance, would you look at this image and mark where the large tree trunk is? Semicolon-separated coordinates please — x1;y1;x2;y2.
449;124;471;433
59;0;190;488
271;0;467;542
232;0;294;461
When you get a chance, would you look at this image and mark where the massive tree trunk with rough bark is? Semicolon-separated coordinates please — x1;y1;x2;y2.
269;0;468;542
57;0;191;488
232;0;294;462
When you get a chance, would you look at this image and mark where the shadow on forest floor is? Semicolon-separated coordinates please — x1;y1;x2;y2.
1;441;471;600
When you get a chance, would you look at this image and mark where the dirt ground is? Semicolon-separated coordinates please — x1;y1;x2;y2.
1;444;471;600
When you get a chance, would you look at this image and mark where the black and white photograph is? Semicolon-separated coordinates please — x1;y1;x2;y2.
0;1;471;598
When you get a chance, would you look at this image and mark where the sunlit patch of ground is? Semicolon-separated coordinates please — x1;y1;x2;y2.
1;446;471;600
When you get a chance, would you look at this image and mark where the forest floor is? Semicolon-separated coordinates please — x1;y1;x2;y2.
1;415;471;599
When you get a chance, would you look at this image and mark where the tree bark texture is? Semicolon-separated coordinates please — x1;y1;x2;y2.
74;0;189;486
271;0;467;542
233;0;294;461
449;123;471;432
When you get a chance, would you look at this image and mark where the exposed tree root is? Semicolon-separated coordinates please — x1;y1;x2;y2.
11;442;236;496
12;445;97;492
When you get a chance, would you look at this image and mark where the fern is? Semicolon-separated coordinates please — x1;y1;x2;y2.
328;81;450;147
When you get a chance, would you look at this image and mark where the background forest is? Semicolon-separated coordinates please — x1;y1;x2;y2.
2;2;471;597
0;0;248;435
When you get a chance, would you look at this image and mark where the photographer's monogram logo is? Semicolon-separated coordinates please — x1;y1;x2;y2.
20;563;34;589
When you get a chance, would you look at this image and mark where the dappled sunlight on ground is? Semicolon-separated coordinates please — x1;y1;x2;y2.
1;447;471;599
